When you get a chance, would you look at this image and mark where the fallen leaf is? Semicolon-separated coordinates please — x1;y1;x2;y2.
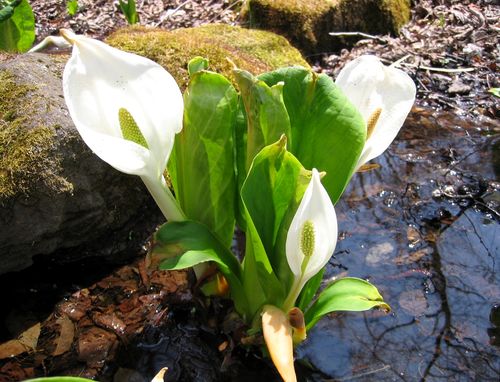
399;290;428;316
18;323;41;351
0;323;40;359
0;339;28;359
53;316;75;356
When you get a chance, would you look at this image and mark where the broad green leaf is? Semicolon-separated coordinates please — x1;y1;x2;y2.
0;0;34;52
172;67;238;248
296;267;325;312
241;135;310;291
241;213;274;318
233;97;248;229
23;378;95;382
258;67;366;204
0;0;21;21
152;220;249;319
233;69;291;172
304;277;390;330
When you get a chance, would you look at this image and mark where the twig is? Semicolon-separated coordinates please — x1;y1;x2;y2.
329;31;387;42
326;364;391;381
208;0;243;23
400;62;475;73
155;0;191;26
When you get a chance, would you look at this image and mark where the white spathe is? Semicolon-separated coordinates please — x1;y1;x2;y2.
62;29;185;221
62;29;182;179
285;169;337;308
335;55;416;170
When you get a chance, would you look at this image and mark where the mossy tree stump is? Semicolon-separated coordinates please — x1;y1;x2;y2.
242;0;411;55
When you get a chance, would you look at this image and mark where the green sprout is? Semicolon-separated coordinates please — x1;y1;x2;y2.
118;0;139;25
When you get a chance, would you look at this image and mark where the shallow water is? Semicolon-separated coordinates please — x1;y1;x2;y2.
296;109;500;381
0;108;498;382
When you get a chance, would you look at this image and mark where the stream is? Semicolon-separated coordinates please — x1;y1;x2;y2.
296;108;500;381
0;108;498;381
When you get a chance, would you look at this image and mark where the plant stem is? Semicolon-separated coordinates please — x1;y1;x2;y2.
141;176;186;222
283;277;303;311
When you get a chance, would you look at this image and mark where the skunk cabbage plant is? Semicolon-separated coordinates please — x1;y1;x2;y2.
61;33;416;381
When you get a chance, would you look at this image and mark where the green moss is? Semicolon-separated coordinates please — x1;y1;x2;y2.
0;70;72;201
244;0;411;54
106;24;309;90
381;0;411;31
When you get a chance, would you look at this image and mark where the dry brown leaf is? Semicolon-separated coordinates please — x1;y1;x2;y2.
0;322;40;359
393;248;432;265
52;316;75;356
0;339;28;359
18;323;41;351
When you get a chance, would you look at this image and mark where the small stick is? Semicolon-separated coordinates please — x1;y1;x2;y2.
329;31;387;42
400;62;474;73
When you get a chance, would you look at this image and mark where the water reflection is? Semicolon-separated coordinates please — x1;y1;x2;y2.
297;109;500;381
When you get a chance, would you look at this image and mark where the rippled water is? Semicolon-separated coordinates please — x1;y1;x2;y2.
0;109;497;382
296;109;500;381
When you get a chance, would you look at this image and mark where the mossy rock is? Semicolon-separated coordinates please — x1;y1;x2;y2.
106;23;310;89
0;54;162;274
0;24;308;274
242;0;411;54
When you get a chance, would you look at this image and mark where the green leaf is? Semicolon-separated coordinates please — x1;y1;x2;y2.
118;0;139;24
153;220;249;319
241;135;310;291
172;67;239;248
240;137;314;318
23;378;95;382
233;68;291;172
0;0;21;22
233;98;248;229
66;0;78;16
296;267;324;312
488;88;500;98
0;0;35;52
304;277;390;330
258;67;366;204
187;56;209;76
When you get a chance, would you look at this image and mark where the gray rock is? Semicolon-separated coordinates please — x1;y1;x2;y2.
0;53;163;275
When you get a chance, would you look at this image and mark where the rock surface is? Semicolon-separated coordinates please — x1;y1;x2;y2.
0;25;308;275
242;0;411;54
0;53;164;275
